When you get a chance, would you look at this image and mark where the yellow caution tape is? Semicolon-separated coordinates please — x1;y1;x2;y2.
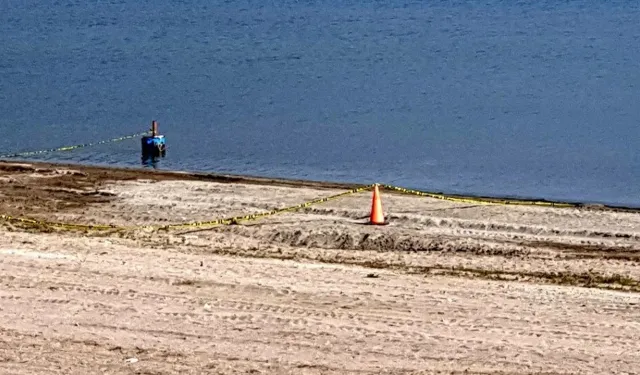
152;185;372;231
0;125;593;234
0;181;583;233
381;184;577;208
0;214;130;231
0;185;372;232
0;131;151;159
0;177;589;234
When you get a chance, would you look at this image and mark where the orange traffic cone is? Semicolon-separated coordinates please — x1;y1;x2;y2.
369;184;387;225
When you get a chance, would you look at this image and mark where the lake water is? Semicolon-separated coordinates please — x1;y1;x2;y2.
1;1;639;207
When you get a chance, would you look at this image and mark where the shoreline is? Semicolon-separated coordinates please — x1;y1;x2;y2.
3;158;640;213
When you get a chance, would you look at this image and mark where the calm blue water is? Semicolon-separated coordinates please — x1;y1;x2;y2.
1;1;639;207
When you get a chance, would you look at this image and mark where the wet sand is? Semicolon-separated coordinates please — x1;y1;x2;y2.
0;160;639;374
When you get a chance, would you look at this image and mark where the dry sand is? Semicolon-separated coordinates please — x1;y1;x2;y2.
0;161;639;374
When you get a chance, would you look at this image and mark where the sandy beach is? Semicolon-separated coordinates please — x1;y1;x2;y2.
0;160;639;374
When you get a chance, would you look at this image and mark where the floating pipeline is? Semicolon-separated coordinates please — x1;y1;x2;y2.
0;131;151;159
